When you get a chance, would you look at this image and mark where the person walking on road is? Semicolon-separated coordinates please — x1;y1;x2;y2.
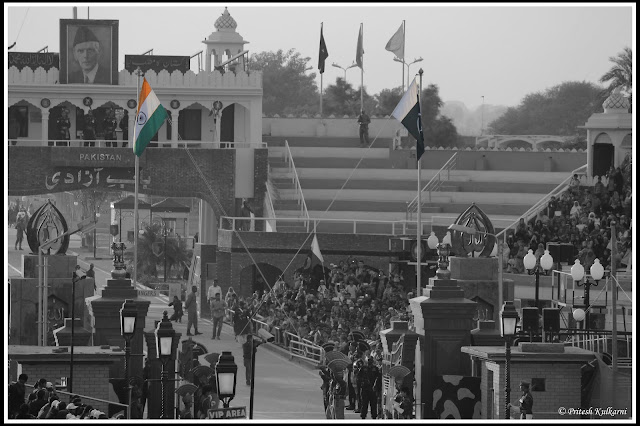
210;293;226;340
168;295;183;322
184;285;202;336
14;208;27;250
207;280;222;320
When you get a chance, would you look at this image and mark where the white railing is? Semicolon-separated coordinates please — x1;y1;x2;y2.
406;152;458;222
8;139;267;149
495;163;587;240
219;215;518;236
283;140;310;231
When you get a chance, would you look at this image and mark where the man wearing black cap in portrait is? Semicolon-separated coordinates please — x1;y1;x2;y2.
69;26;110;84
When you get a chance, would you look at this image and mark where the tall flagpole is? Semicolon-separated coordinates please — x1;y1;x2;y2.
417;70;423;298
133;68;142;286
360;23;364;112
402;20;406;91
320;23;324;118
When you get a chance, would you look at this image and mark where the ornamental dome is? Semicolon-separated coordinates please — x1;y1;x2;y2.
602;87;630;112
215;7;237;31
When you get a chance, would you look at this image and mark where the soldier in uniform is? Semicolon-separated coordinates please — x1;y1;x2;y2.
358;357;381;419
83;110;96;147
55;108;71;146
352;354;365;413
328;370;347;419
103;108;118;147
345;342;359;410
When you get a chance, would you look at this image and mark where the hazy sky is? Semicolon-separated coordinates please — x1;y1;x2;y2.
5;3;634;108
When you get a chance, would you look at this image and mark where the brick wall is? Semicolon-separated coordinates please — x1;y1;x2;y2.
483;360;582;420
20;362;114;414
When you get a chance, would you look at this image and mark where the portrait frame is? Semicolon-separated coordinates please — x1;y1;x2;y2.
60;19;119;85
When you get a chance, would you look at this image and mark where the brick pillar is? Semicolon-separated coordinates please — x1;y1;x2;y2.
410;264;477;419
91;279;150;382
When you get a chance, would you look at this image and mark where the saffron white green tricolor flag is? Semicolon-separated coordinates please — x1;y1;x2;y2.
133;78;167;157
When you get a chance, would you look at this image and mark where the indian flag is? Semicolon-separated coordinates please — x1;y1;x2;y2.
133;78;167;157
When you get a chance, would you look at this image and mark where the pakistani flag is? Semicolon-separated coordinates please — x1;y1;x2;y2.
391;77;425;160
133;78;168;157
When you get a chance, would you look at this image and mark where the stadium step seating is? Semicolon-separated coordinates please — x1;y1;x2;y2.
265;137;569;234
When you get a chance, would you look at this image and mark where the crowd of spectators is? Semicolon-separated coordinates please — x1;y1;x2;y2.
8;375;111;419
225;158;632;348
504;157;632;275
226;257;414;347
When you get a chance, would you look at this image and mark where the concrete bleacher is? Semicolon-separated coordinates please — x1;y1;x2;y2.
266;136;573;234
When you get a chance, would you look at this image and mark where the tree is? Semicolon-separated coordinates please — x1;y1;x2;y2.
323;77;376;117
420;84;458;147
488;81;602;136
599;46;632;111
124;222;192;281
375;87;403;116
250;49;319;116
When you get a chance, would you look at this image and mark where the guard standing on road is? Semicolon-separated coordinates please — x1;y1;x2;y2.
357;109;371;147
358;357;380;419
184;286;202;336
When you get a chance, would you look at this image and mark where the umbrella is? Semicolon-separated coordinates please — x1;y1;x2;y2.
175;383;198;397
322;343;336;353
357;340;371;353
388;365;411;382
204;352;220;367
324;351;350;364
191;342;208;357
327;358;350;373
190;365;214;380
349;330;365;342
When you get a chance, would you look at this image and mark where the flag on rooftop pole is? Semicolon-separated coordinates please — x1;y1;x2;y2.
318;24;329;74
311;234;324;264
356;24;364;69
133;78;168;157
391;77;425;160
385;22;405;60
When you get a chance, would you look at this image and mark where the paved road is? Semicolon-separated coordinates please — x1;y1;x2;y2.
6;227;365;420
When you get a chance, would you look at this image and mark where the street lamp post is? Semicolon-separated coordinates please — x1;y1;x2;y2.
523;249;554;310
481;96;485;136
162;222;169;282
331;62;357;81
93;209;101;259
570;259;604;338
501;301;520;419
120;299;138;420
69;267;86;393
155;311;176;419
393;57;423;88
215;351;238;408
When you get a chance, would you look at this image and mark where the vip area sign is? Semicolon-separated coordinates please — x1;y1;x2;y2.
208;406;247;419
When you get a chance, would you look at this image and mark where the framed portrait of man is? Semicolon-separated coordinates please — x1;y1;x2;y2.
60;19;118;85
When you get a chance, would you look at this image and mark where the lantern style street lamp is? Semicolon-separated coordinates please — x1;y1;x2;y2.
155;311;176;419
570;258;604;336
215;351;238;408
120;299;137;419
523;249;554;310
501;301;520;419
